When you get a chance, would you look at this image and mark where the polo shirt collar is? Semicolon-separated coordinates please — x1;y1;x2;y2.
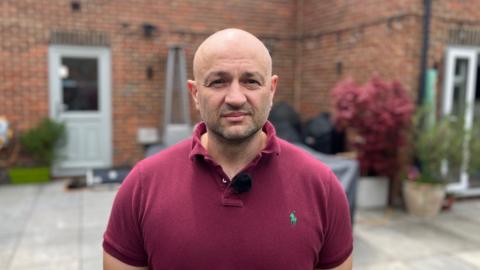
189;121;281;160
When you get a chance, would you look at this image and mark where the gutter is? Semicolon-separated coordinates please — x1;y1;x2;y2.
418;0;432;105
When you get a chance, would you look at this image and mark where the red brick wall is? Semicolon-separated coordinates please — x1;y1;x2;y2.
0;0;297;166
3;0;480;168
299;0;424;119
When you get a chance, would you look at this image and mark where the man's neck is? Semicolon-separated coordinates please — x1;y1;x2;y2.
201;130;267;179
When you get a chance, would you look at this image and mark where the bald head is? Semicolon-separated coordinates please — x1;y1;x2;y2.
193;28;272;81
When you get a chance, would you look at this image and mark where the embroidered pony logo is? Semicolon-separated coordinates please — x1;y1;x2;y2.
289;211;297;225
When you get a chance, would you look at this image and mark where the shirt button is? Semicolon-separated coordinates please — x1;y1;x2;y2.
222;178;228;184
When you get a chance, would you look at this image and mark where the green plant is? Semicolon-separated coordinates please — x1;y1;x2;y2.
20;118;66;166
410;108;480;184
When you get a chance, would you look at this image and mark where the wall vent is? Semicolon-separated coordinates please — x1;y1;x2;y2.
448;28;480;46
50;31;109;47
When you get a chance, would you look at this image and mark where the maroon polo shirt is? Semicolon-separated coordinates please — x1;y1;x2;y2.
103;122;353;269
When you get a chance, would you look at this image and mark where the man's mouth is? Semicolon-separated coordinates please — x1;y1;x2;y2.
223;112;247;117
222;111;250;121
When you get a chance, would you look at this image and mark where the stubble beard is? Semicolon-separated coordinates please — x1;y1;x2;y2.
209;120;263;146
201;104;271;146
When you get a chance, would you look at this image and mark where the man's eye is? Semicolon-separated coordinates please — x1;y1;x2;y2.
244;79;261;88
207;79;226;88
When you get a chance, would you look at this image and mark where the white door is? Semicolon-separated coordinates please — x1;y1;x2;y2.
49;46;112;176
443;47;480;195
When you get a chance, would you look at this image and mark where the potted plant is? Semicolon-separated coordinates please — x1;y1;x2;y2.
404;109;480;217
8;118;65;184
331;75;414;208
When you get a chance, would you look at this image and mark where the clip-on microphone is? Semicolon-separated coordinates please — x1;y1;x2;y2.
231;172;252;194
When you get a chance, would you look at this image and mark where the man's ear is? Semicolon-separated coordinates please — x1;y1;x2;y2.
187;80;199;109
270;75;278;95
269;75;279;109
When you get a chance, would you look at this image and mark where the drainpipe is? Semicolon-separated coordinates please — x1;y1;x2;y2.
418;0;432;105
293;0;304;112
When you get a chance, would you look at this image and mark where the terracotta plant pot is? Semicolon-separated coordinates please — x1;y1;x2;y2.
403;181;446;218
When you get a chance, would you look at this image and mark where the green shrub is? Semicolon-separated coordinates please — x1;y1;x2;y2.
412;107;480;183
20;118;66;166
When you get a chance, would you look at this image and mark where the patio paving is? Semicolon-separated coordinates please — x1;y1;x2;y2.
354;202;480;270
0;180;479;270
0;181;115;270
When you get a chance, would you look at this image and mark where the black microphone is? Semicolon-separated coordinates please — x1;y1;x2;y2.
231;172;252;194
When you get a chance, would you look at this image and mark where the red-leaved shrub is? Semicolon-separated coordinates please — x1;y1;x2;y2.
331;76;414;177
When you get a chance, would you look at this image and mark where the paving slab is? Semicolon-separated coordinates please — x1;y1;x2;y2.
0;234;17;269
384;219;478;253
352;233;392;267
8;242;79;269
9;258;79;270
354;260;410;270
81;227;105;261
405;254;479;270
0;185;39;236
456;250;480;268
430;212;480;245
82;257;102;270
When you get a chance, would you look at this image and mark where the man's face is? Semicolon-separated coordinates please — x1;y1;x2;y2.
189;47;278;143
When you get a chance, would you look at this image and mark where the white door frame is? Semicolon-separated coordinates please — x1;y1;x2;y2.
443;46;480;195
48;45;112;176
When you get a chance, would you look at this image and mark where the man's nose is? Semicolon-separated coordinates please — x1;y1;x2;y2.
225;81;247;106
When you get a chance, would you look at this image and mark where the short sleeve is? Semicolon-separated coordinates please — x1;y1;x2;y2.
103;165;148;267
316;170;353;269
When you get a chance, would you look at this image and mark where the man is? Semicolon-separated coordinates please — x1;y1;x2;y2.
103;28;353;270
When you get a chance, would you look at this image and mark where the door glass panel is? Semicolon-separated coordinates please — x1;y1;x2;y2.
61;57;99;111
452;58;468;118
